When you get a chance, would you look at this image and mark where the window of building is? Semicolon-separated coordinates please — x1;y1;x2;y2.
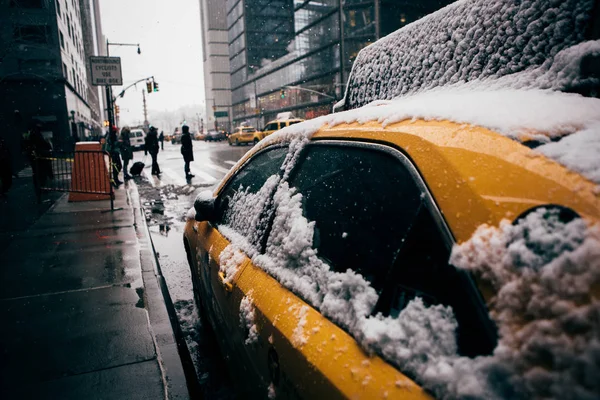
56;0;61;16
13;25;51;44
59;31;65;49
62;62;67;77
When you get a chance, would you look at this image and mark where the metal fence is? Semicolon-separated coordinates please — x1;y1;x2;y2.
33;149;114;210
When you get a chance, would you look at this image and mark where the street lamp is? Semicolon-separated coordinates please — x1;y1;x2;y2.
104;40;141;129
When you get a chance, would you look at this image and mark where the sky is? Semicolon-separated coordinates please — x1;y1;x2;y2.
98;0;205;126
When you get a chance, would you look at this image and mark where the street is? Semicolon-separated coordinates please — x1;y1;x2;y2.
133;139;252;398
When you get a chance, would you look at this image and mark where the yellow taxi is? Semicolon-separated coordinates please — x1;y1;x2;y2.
184;113;600;399
228;125;261;146
261;118;304;139
184;0;600;398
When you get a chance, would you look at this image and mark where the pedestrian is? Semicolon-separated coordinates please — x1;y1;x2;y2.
145;126;161;176
180;125;194;179
104;127;123;186
159;130;164;150
29;124;53;186
119;127;133;180
0;138;13;196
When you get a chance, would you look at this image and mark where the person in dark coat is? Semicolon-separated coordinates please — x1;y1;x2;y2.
145;126;161;176
180;125;194;179
158;131;164;150
119;127;133;180
104;127;123;186
29;125;53;187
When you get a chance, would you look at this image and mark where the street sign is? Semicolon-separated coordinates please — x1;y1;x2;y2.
90;56;123;86
214;111;228;118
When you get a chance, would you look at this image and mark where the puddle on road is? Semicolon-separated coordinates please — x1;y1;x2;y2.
136;179;234;398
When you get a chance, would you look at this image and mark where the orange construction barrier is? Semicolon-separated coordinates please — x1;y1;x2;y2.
69;142;112;202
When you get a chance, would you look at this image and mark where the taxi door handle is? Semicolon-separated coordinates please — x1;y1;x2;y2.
218;271;233;292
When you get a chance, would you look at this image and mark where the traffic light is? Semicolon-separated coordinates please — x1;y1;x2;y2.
153;81;159;92
146;80;153;93
280;88;285;99
115;105;120;115
103;120;109;127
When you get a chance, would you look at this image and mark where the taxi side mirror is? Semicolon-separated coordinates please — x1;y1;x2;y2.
194;190;216;222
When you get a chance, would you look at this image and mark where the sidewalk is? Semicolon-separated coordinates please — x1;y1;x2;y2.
0;181;190;399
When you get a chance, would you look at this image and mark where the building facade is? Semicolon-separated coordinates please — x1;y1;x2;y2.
199;0;233;133
225;0;456;129
0;0;103;170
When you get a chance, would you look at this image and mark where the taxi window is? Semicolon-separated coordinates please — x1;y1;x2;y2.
287;144;422;292
216;146;288;224
265;123;277;131
287;120;301;127
242;128;255;133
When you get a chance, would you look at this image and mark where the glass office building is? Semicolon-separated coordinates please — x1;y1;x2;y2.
226;0;455;129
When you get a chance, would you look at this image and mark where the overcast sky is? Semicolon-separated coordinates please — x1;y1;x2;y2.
98;0;205;126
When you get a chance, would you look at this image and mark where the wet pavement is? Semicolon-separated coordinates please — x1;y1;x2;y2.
0;182;189;399
132;140;253;399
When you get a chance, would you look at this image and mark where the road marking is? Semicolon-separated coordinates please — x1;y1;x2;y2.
190;165;218;184
162;168;188;186
224;160;237;166
202;162;230;174
143;169;157;187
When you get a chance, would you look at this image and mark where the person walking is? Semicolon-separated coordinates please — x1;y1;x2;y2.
158;131;164;150
145;126;161;176
104;127;123;186
119;127;133;180
180;125;194;179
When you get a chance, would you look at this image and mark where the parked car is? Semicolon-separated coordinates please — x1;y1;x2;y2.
205;130;226;142
129;128;145;150
195;131;207;141
228;126;260;146
261;118;304;139
184;0;600;399
171;133;182;145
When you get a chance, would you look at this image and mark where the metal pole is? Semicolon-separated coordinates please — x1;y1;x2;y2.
105;39;114;129
339;0;346;88
375;0;380;40
143;89;149;130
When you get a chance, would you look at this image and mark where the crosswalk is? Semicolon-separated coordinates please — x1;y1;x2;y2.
140;158;235;188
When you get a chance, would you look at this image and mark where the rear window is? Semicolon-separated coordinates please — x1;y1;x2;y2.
135;132;143;137
288;120;302;126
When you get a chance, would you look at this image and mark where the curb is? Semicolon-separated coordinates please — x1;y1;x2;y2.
127;183;201;400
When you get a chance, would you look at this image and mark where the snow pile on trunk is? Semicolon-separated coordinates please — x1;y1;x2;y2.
343;0;596;110
239;291;259;345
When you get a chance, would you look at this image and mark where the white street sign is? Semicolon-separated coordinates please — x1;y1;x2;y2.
90;56;123;86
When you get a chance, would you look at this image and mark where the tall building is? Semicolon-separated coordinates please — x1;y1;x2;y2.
199;0;233;133
0;0;103;169
224;0;456;129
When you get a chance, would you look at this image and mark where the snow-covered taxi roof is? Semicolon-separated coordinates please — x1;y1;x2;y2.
337;0;599;111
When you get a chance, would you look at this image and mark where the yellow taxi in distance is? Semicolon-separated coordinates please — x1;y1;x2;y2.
228;125;260;146
261;118;304;139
